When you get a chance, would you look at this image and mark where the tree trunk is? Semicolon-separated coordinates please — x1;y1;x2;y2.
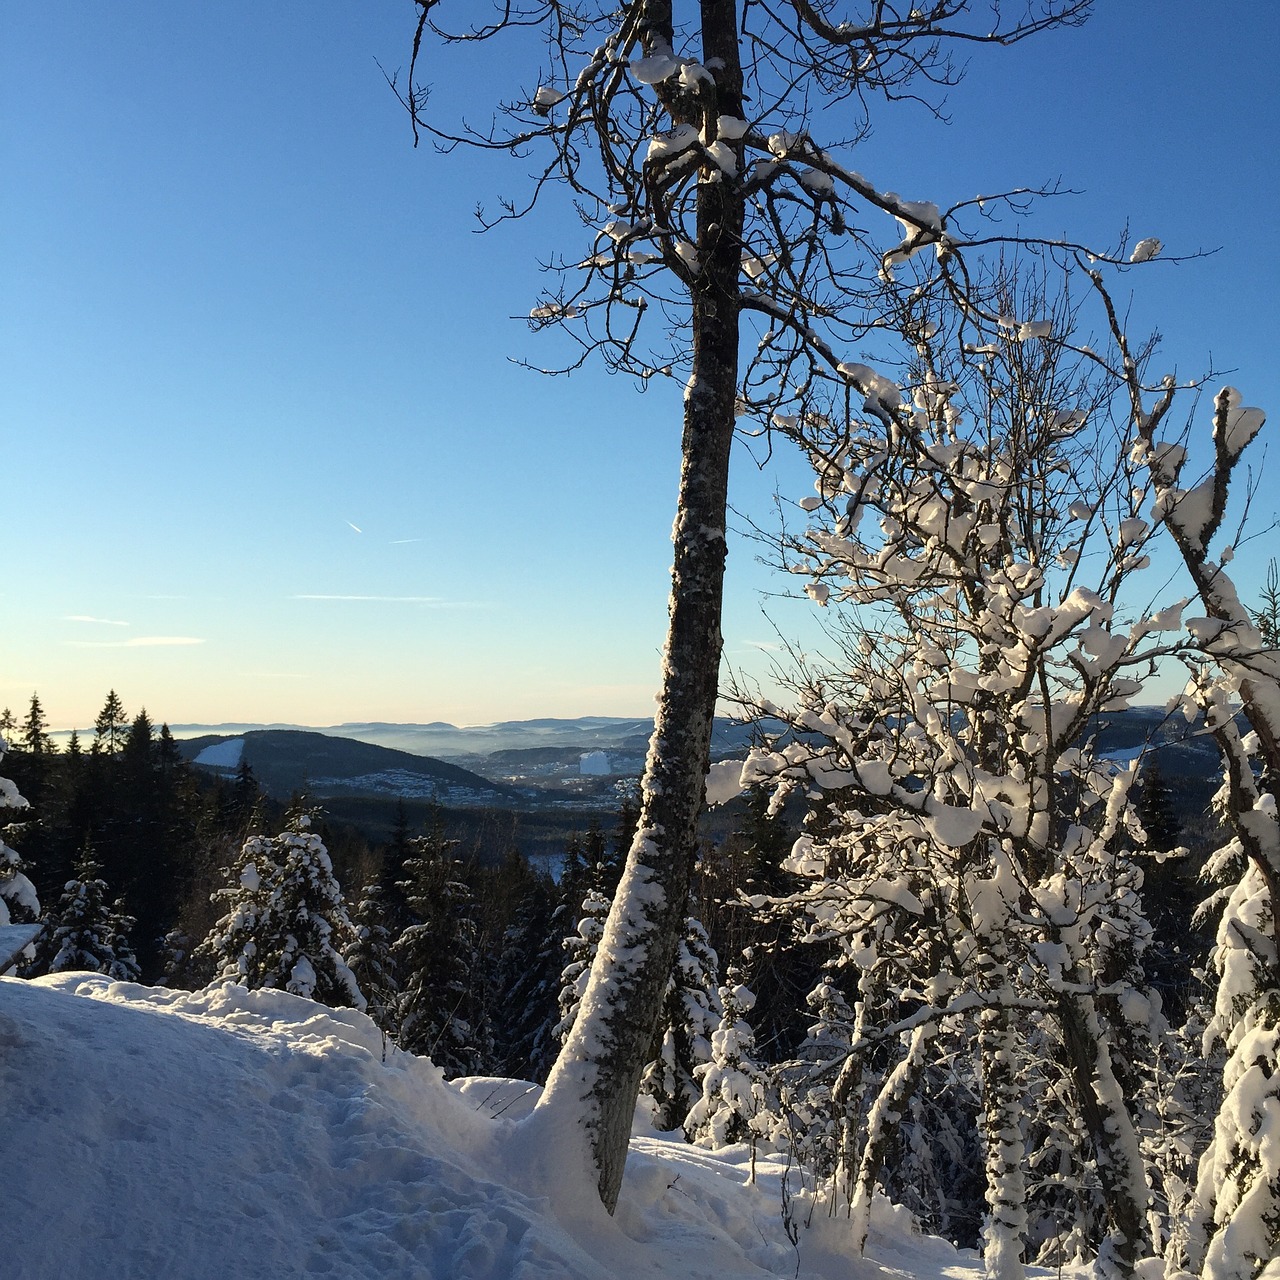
535;0;746;1213
979;1000;1028;1280
850;1021;932;1254
1054;986;1150;1278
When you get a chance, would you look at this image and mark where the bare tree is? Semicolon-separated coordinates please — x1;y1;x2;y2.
394;0;1101;1211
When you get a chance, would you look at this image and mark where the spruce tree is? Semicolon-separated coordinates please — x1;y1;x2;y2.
393;815;487;1075
195;829;282;989
553;886;612;1045
256;811;364;1009
196;811;364;1010
685;967;773;1151
33;846;137;979
639;916;723;1131
495;869;562;1082
0;735;40;929
92;690;129;755
347;882;399;1033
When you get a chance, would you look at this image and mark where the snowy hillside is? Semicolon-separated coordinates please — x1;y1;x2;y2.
3;973;977;1280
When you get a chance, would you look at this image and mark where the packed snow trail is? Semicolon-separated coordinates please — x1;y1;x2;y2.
2;975;985;1280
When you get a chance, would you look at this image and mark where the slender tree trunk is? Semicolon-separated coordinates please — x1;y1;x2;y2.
536;0;746;1213
1054;986;1149;1277
850;1021;932;1254
979;999;1028;1280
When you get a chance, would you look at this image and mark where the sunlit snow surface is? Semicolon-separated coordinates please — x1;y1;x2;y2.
192;737;245;769
4;975;997;1280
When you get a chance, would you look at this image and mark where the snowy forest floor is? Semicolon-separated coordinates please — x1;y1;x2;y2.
4;974;1053;1280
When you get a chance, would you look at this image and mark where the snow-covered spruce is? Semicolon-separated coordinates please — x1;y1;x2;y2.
684;969;774;1154
30;846;138;981
196;810;364;1011
553;886;612;1047
637;915;722;1132
0;734;40;932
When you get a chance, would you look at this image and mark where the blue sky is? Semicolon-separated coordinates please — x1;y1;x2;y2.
3;3;1277;731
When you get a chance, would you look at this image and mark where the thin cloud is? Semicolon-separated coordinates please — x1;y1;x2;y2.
389;538;423;545
65;615;129;626
65;636;206;649
291;594;489;610
346;521;363;534
293;594;443;603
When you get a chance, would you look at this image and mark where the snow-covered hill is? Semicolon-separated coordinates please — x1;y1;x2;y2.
2;974;978;1280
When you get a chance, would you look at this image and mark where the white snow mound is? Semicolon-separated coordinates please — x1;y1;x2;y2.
1;974;979;1280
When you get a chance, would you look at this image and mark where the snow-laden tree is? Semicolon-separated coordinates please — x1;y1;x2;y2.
736;264;1197;1276
393;0;1107;1211
0;734;40;931
1095;245;1278;1275
195;827;282;988
638;915;723;1131
196;812;364;1011
554;886;612;1046
33;847;139;980
684;967;773;1155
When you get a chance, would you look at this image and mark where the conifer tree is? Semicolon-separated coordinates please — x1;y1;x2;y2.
495;869;562;1082
196;828;282;989
347;882;399;1034
684;967;772;1151
393;816;487;1074
554;886;612;1046
0;734;40;930
92;690;128;755
639;915;723;1131
257;811;364;1009
33;847;137;979
196;810;364;1010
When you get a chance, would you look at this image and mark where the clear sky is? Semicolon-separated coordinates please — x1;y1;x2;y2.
3;3;1277;731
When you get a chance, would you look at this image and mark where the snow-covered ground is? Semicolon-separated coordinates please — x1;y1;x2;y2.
2;974;987;1280
192;738;245;770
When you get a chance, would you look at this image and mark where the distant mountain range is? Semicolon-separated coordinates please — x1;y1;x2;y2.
167;716;764;761
172;709;1222;803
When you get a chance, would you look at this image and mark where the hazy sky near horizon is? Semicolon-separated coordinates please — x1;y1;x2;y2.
3;3;1278;731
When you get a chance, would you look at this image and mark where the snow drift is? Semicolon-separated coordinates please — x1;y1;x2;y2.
2;974;967;1280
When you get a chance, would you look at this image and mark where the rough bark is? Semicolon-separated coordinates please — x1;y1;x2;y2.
536;0;746;1214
